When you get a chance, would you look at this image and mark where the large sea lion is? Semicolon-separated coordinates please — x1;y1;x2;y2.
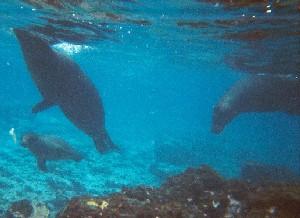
212;74;300;134
21;133;83;171
14;28;116;153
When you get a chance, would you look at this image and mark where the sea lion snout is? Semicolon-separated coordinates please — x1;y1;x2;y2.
20;134;36;147
211;105;235;134
20;135;29;147
211;106;225;134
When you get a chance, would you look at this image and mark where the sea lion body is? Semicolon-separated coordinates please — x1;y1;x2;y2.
14;28;115;153
212;75;300;133
21;133;82;171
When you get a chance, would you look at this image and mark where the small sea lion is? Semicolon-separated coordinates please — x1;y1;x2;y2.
240;162;300;184
14;28;116;153
212;74;300;134
21;133;83;172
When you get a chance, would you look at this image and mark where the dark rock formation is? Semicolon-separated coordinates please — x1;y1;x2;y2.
6;200;49;218
5;200;33;218
57;165;300;217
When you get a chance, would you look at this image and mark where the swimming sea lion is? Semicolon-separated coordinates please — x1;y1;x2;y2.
14;28;116;153
212;74;300;134
21;133;83;171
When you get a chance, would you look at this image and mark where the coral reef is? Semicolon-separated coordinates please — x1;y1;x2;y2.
57;165;300;217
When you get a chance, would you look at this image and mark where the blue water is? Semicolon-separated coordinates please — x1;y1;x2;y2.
0;0;300;215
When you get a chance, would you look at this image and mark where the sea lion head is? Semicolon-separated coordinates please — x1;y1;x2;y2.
211;103;237;134
20;133;39;148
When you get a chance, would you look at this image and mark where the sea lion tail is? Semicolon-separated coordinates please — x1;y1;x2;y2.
94;132;118;154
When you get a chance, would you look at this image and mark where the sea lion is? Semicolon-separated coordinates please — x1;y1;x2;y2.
212;74;300;134
14;28;116;153
21;133;83;172
240;162;300;184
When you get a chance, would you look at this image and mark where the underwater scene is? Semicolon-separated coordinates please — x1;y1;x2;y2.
1;0;300;217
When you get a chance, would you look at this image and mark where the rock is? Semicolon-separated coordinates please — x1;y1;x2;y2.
31;201;49;218
244;184;300;217
149;162;183;181
57;165;300;218
5;200;49;218
5;199;33;218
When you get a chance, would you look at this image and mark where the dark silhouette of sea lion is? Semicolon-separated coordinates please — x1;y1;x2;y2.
212;74;300;134
21;133;83;172
14;28;116;153
240;162;300;184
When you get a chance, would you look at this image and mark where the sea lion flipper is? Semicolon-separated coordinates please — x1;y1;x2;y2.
37;158;47;172
93;132;118;154
32;100;55;113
